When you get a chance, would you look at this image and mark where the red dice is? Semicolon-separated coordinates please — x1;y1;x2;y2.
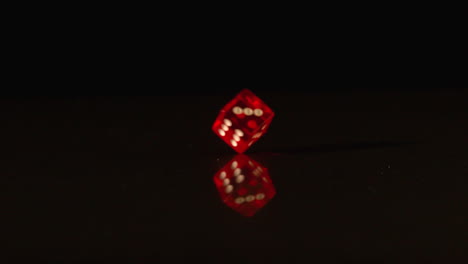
213;155;276;217
212;89;275;153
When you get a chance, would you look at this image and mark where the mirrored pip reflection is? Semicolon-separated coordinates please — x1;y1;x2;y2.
213;154;276;217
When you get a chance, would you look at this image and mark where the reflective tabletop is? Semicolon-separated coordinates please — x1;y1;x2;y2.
1;91;467;262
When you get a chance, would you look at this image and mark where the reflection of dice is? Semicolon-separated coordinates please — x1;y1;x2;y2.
213;154;276;217
212;89;275;153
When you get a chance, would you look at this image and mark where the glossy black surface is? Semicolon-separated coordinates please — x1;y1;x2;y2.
1;90;467;262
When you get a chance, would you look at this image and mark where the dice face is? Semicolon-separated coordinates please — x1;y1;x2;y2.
213;154;276;217
212;89;275;153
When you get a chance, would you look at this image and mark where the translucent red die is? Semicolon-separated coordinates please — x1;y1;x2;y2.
212;89;275;153
213;154;276;217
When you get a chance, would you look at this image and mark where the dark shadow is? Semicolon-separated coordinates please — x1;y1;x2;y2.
252;140;421;156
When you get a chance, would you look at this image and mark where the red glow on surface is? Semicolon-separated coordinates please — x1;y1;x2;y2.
213;155;276;217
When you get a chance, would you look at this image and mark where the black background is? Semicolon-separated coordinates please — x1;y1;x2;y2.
1;12;468;263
